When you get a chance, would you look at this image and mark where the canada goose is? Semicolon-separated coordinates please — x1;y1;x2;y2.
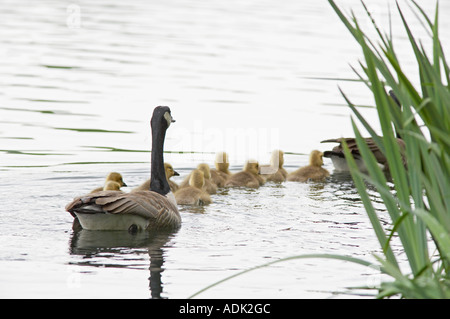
260;149;288;183
224;160;264;188
175;169;212;205
321;137;406;172
287;150;330;182
132;163;180;193
103;181;122;191
90;172;127;193
321;90;405;172
179;163;217;194
210;151;231;187
66;106;181;231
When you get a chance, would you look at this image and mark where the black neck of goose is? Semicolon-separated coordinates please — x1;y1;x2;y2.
150;122;170;196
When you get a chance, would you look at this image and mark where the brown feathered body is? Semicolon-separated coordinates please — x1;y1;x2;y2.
65;190;180;231
321;137;406;172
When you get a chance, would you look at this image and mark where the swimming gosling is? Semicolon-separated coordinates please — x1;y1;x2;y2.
260;149;288;183
287;150;330;182
210;151;231;187
90;172;127;193
179;163;217;194
175;169;212;205
224;160;264;188
132;163;180;193
103;181;123;191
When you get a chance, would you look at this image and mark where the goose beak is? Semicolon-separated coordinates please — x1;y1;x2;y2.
171;118;176;123
173;170;180;176
122;182;128;187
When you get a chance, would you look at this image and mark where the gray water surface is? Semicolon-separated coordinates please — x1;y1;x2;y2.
1;0;448;298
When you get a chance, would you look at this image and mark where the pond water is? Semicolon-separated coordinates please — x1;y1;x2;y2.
0;0;448;299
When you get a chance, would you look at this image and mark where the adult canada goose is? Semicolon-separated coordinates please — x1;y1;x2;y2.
210;151;231;187
321;90;406;172
260;149;288;183
224;160;264;188
132;163;180;193
90;172;127;193
321;137;406;172
66;106;181;231
287;150;330;182
179;163;217;194
174;169;212;205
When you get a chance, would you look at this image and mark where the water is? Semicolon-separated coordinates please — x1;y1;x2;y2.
0;0;448;299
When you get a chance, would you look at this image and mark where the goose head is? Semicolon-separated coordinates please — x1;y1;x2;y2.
150;106;175;197
215;151;230;172
103;181;122;191
164;163;179;179
309;150;324;167
189;169;205;189
105;172;127;187
244;160;260;175
151;106;175;131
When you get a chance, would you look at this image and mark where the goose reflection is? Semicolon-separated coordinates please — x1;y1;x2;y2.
69;219;178;299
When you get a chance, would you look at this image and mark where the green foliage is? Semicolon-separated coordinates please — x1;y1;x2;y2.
329;0;450;298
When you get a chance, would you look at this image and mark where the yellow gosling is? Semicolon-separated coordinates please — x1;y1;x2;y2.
175;169;212;205
260;149;288;183
210;151;231;187
179;163;217;194
90;172;127;193
132;162;180;193
103;181;122;191
164;162;180;193
224;160;264;188
287;150;330;182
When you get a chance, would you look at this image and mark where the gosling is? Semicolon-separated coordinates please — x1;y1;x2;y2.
260;149;288;183
287;150;330;182
90;172;127;193
179;163;217;194
103;181;123;191
224;160;264;188
175;169;212;205
132;163;180;193
210;151;232;187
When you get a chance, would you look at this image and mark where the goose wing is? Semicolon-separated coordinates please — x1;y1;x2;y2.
66;190;180;228
321;137;406;168
322;137;383;159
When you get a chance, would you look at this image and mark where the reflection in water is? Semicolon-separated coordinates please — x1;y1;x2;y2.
69;221;178;299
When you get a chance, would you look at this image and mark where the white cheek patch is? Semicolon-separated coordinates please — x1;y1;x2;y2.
164;112;173;127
